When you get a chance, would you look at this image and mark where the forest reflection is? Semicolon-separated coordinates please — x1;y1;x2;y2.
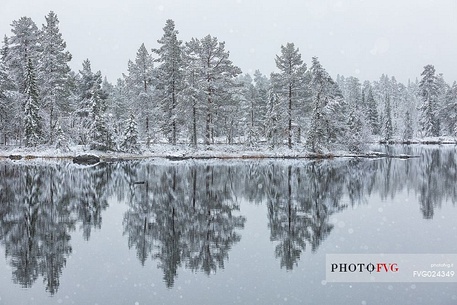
0;147;456;293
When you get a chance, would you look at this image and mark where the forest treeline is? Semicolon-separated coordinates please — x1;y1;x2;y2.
1;12;456;153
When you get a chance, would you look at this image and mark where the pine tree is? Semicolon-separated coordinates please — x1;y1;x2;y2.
121;113;140;153
38;11;72;144
0;37;15;144
124;44;154;146
182;39;204;147
418;65;440;137
23;58;42;146
7;17;40;94
271;43;307;148
184;35;241;145
153;19;184;145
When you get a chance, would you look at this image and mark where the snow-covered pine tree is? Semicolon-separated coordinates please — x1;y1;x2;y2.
389;76;400;136
345;77;369;152
55;121;69;152
153;19;184;145
307;57;347;153
0;35;23;145
271;43;307;148
110;78;129;123
0;38;15;145
184;35;242;145
23;58;42;146
253;70;270;137
383;95;393;142
38;11;73;144
1;35;8;63
265;88;283;149
238;74;259;146
124;44;155;146
436;73;449;135
418;65;440;137
121;113;140;153
74;59;108;145
441;81;457;136
7;17;41;94
182;38;205;147
88;82;113;151
364;86;379;135
89;114;109;151
403;110;413;140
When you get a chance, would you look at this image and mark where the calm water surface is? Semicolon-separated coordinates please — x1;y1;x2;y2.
0;146;456;304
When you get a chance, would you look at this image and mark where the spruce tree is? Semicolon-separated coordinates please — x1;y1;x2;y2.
121;113;140;153
441;82;457;136
75;59;108;145
238;74;259;146
383;95;393;141
23;58;42;146
307;57;329;152
365;87;380;135
418;65;440;137
88;86;113;151
403;110;413;140
345;77;369;152
265;89;282;149
55;121;69;151
253;70;270;136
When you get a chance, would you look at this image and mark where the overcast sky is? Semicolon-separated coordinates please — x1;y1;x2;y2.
1;0;457;84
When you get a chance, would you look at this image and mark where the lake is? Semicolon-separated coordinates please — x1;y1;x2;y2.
0;146;456;304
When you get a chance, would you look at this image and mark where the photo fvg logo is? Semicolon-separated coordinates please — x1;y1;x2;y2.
326;254;457;283
330;262;399;274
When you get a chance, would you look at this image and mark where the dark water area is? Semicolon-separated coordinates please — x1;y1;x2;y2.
0;146;456;304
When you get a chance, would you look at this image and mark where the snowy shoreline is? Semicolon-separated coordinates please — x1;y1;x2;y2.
1;141;447;162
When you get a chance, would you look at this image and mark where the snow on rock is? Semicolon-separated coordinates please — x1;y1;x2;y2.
73;154;100;165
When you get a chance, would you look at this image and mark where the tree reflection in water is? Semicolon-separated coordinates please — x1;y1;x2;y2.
0;161;111;294
0;147;457;292
123;163;246;288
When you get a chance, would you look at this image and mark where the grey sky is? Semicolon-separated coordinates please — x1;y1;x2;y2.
1;0;457;84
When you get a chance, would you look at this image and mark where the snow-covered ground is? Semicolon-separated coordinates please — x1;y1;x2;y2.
0;143;353;160
0;137;454;161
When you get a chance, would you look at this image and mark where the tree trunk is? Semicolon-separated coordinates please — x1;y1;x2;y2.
146;116;150;147
49;104;54;144
205;95;211;145
172;90;177;145
192;103;197;147
288;85;292;149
